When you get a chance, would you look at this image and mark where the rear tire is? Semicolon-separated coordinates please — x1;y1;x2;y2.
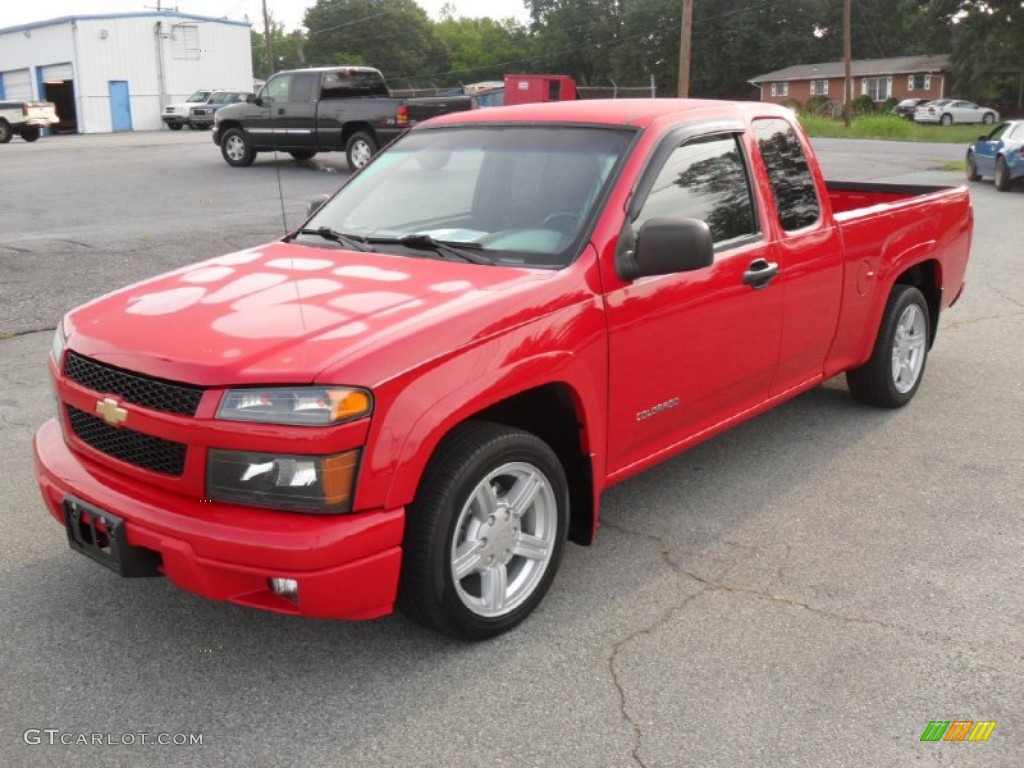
966;151;981;182
397;421;569;640
0;119;12;144
345;131;377;172
995;157;1012;191
846;285;930;408
220;128;255;167
940;113;952;126
20;126;40;142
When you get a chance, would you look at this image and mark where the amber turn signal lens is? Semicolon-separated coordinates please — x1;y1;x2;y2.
328;389;372;423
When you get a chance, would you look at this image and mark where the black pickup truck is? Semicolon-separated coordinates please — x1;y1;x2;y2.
212;66;473;171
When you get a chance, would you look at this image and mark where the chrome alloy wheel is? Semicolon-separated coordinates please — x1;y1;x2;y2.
224;135;247;162
891;303;927;393
349;139;373;169
449;462;558;618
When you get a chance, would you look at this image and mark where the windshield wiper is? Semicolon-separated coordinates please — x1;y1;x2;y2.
368;234;492;264
289;227;374;252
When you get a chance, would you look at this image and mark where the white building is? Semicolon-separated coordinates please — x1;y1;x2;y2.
0;11;252;134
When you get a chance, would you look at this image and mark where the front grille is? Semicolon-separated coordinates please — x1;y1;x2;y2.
67;406;187;476
64;352;203;416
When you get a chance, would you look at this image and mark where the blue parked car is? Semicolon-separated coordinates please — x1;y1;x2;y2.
966;120;1024;191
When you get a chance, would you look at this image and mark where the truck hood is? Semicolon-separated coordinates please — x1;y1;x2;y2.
66;241;576;388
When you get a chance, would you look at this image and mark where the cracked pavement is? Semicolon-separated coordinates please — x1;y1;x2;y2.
1;132;1021;767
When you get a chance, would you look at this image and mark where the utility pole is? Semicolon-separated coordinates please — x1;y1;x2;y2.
262;0;275;78
843;0;852;126
677;0;694;97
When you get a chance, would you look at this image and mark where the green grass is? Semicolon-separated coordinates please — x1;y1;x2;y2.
798;113;987;144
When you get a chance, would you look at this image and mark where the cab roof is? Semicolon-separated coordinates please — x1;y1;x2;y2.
421;98;795;130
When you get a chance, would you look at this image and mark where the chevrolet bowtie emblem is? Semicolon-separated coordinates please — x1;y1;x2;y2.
96;397;128;426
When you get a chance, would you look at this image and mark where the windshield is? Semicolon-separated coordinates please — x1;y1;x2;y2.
305;126;633;268
187;90;212;102
208;92;236;104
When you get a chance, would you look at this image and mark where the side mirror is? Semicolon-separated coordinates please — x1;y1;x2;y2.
306;194;331;218
246;93;258;104
616;217;714;281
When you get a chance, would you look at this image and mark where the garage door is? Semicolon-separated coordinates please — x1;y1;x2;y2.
41;62;73;82
2;69;33;100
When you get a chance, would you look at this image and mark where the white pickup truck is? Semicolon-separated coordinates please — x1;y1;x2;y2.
0;101;59;143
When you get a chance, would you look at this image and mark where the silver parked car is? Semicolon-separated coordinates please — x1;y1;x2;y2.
914;99;999;126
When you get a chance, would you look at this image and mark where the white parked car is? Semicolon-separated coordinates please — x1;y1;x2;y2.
914;99;999;126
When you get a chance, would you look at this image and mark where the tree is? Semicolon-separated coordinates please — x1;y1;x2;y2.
434;15;534;84
525;0;622;85
303;0;450;86
904;0;1024;107
251;18;307;80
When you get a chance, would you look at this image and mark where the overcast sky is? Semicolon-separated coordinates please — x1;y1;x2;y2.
0;1;532;32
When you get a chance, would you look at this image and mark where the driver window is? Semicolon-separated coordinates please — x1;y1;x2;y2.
635;133;758;244
264;75;291;104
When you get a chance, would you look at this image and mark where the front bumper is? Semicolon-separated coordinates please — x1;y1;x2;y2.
34;418;404;620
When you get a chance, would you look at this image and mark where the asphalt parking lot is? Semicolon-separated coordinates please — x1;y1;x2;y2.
1;129;1021;767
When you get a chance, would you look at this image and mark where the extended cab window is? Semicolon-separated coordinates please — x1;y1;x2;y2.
753;118;820;231
635;134;757;244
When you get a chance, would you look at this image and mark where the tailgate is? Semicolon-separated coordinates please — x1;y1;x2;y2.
22;101;59;123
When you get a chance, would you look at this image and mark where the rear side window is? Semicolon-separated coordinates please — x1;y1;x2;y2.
320;70;389;98
291;73;314;103
635;133;757;244
753;118;821;231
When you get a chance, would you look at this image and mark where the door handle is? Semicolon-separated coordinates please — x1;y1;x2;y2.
742;259;779;290
276;108;286;115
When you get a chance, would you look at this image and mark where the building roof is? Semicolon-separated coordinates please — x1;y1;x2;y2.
749;54;951;84
0;11;250;36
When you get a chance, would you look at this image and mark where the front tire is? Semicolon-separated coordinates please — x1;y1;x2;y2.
966;151;981;182
982;112;995;125
398;421;569;640
167;122;183;131
220;128;255;167
20;126;40;142
846;285;930;408
0;119;12;144
995;157;1013;191
345;131;377;172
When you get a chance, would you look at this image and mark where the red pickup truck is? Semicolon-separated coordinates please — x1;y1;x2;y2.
35;100;972;639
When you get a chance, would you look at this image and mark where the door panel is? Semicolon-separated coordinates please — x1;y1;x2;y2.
605;132;783;474
751;118;843;395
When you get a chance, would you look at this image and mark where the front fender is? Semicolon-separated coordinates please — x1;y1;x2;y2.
352;301;608;514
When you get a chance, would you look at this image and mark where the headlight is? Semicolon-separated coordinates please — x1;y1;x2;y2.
51;321;66;366
207;448;359;513
216;387;372;426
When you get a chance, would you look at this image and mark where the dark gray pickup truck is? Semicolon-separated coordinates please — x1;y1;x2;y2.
212;66;473;171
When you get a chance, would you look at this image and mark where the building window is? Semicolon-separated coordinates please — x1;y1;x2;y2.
809;79;829;96
861;76;891;101
771;82;789;98
171;24;200;60
907;73;931;91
